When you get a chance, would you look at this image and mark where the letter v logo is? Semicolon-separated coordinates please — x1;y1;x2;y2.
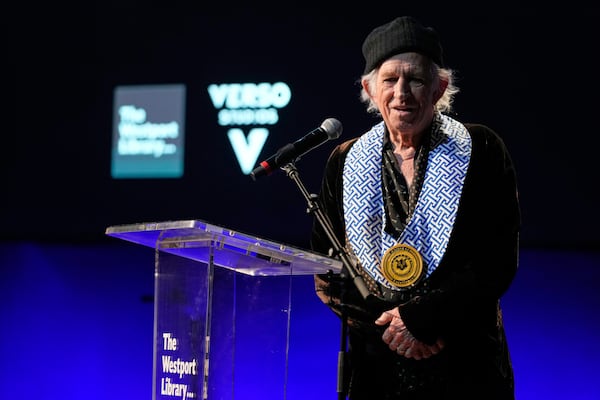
227;128;269;174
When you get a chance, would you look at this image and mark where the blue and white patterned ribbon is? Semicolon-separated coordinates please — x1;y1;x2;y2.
343;113;472;289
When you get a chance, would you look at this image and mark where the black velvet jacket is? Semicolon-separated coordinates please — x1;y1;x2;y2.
310;122;520;399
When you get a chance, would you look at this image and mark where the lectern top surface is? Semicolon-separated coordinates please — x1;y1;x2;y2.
105;219;342;276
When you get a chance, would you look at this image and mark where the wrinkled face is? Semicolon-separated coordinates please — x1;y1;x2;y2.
368;52;444;138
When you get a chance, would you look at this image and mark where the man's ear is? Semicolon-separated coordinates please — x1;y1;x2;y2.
361;78;373;99
433;79;448;103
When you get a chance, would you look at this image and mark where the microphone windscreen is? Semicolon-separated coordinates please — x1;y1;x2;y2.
321;118;343;140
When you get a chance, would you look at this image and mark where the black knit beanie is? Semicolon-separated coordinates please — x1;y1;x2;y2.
362;16;444;73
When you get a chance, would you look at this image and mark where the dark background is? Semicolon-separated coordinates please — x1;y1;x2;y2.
3;5;600;400
6;5;600;249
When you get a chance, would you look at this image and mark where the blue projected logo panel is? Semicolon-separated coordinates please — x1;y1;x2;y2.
111;84;186;179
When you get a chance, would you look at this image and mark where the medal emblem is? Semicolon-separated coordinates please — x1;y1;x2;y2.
381;243;424;288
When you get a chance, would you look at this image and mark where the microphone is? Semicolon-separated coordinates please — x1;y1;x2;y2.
250;118;343;180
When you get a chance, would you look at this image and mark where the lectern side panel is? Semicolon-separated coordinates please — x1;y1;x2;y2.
153;251;210;400
205;265;236;399
231;273;292;399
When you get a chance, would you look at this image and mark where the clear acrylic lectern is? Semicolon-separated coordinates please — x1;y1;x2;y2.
105;219;341;400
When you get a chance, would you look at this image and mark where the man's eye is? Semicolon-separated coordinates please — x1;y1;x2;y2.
410;79;425;87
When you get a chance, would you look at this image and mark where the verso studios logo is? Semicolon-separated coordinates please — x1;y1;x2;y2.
207;82;292;174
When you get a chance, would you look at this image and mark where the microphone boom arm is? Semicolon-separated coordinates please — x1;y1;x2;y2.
281;162;372;301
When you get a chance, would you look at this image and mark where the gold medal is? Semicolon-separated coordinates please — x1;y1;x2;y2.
381;243;424;288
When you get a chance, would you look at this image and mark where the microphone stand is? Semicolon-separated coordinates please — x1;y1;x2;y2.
281;162;375;400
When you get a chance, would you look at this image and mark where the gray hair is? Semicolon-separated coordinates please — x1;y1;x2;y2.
359;63;459;115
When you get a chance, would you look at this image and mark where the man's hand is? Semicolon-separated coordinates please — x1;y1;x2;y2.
375;308;444;360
